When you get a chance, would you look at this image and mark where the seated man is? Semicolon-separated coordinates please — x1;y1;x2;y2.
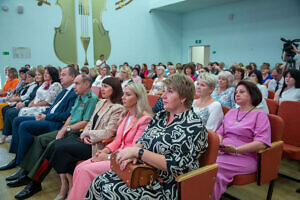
7;74;98;199
0;66;78;170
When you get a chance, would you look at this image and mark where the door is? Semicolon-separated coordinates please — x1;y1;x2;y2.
190;45;210;66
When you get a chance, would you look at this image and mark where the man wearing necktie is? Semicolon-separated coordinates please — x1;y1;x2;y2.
268;68;284;92
0;66;78;170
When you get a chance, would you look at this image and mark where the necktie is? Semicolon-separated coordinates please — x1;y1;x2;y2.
275;82;279;92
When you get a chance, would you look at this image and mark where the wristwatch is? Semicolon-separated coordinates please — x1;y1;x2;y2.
66;125;71;132
138;148;144;160
107;154;111;160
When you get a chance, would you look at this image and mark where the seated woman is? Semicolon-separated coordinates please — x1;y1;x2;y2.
149;65;165;95
233;68;245;87
274;69;300;103
211;71;236;108
249;70;269;113
92;65;111;87
261;64;273;86
0;70;39;144
184;63;197;81
193;73;224;131
46;82;152;200
120;66;133;90
44;77;125;200
86;73;208;200
0;67;19;97
212;80;271;200
18;65;61;117
132;68;142;83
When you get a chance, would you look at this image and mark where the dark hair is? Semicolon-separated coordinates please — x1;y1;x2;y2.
27;70;36;77
133;67;140;75
249;69;263;84
235;68;245;80
19;67;29;74
272;67;282;75
229;66;236;74
64;65;79;77
100;54;104;57
280;69;300;97
235;80;262;107
245;65;252;70
81;66;89;74
45;65;60;83
8;68;18;79
102;77;123;104
184;63;196;75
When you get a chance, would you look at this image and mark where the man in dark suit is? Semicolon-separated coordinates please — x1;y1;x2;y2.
0;66;78;170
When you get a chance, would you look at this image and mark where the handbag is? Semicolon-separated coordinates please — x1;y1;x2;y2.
110;152;158;189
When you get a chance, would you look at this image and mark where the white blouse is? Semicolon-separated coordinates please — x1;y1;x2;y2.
192;100;224;132
279;87;300;104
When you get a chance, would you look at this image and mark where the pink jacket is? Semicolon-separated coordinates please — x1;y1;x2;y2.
106;113;152;152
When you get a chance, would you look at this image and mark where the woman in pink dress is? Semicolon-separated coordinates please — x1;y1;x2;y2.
212;80;271;200
67;82;152;200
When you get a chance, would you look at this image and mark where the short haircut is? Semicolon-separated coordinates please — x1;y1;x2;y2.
235;80;262;107
64;65;79;77
81;66;89;74
121;66;132;79
80;74;92;87
163;73;195;109
102;65;111;76
218;71;234;87
197;72;218;89
249;70;263;84
45;65;60;83
27;70;36;77
102;77;123;104
235;68;245;80
19;67;29;74
8;68;18;78
272;67;282;75
184;63;196;75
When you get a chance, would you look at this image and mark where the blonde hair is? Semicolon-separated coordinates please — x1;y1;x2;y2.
163;73;195;109
121;66;132;79
125;82;152;118
198;72;218;89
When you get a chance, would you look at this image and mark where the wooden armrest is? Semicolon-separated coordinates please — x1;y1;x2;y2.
258;141;284;154
176;163;218;182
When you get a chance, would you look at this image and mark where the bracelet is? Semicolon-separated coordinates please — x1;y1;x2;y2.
138;148;144;160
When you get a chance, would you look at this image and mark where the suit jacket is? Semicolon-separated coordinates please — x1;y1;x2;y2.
106;113;152;153
85;99;125;156
44;88;77;129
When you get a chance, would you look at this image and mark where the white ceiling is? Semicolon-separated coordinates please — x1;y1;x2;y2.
150;0;243;13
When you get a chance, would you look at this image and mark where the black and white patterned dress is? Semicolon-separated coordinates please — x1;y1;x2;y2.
85;109;208;200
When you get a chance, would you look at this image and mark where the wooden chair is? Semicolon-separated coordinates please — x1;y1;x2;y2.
265;98;279;115
0;103;8;130
223;114;284;200
221;106;231;115
268;90;275;99
147;94;160;108
176;130;219;200
142;79;154;92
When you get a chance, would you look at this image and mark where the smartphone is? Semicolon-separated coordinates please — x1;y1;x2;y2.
219;144;225;148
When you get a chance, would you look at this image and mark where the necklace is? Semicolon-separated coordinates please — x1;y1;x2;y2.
235;106;255;125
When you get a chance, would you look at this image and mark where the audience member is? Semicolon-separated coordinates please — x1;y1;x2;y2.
149;65;165;95
193;73;223;131
274;69;300;103
80;66;89;75
212;80;271;200
233;68;245;86
0;67;19;97
211;71;236;108
176;63;183;74
86;73;208;200
95;54;106;69
120;66;133;90
260;64;272;85
132;68;142;83
147;64;156;78
46;77;124;200
268;68;284;92
184;63;197;81
141;64;148;77
92;65;111;87
110;64;118;77
68;82;152;200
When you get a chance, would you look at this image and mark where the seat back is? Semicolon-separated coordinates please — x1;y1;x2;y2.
277;101;300;147
268;90;275;99
142;79;154;91
200;130;220;166
258;114;284;185
221;106;231;116
147;94;160;108
265;98;279;115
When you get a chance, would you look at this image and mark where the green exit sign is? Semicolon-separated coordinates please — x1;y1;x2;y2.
2;51;9;55
195;40;201;44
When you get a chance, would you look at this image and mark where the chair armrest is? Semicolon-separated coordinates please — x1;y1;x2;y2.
176;164;218;200
257;141;283;185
